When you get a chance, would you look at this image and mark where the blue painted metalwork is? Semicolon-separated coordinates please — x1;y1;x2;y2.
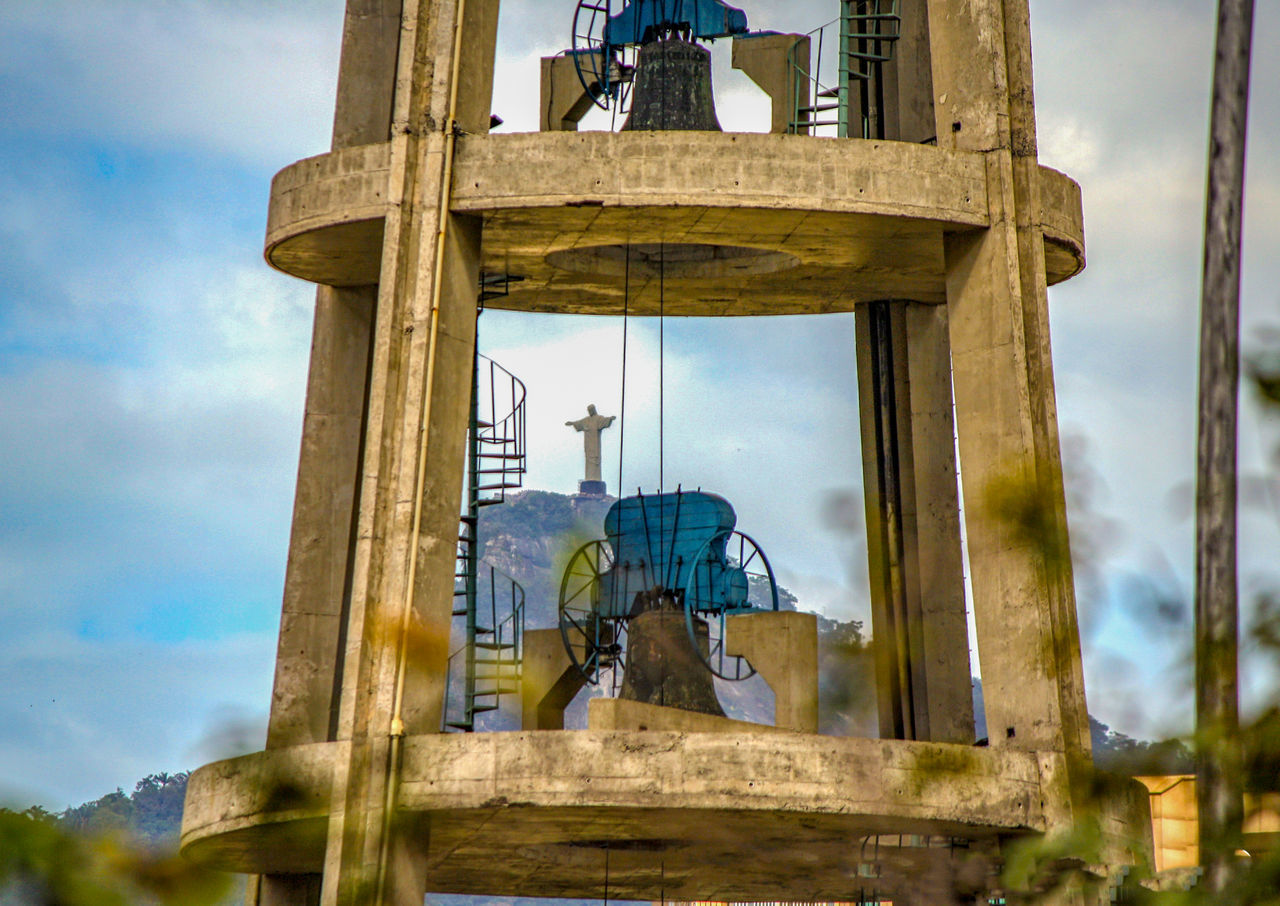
597;490;740;617
603;0;750;46
558;489;778;686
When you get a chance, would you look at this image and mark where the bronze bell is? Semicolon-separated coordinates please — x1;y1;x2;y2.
619;589;726;716
622;38;722;132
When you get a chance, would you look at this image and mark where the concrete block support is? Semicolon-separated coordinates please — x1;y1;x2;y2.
520;628;587;730
539;55;598;132
731;34;810;135
724;610;819;732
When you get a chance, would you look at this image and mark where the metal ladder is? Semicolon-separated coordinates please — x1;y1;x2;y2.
444;352;527;732
789;0;901;137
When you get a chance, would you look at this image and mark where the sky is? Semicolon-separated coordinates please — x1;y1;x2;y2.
0;0;1277;811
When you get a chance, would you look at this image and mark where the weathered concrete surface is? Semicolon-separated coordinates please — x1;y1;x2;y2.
724;610;818;732
262;132;1085;311
586;697;794;733
183;731;1047;899
181;743;334;873
265;142;391;287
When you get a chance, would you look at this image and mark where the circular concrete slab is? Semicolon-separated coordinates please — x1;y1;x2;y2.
262;133;1085;309
182;730;1047;898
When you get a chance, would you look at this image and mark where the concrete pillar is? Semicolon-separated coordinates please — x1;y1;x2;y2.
901;303;973;744
263;0;408;754
853;18;972;746
927;18;1095;901
265;287;374;752
879;0;935;145
858;301;973;745
254;3;408;901
925;0;1090;764
331;0;403;150
308;1;498;904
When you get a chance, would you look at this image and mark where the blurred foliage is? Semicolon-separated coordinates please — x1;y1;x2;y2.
1091;717;1194;775
968;354;1280;902
0;775;230;906
1246;344;1280;410
981;462;1072;580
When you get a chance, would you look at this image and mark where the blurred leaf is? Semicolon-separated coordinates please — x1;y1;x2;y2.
1246;355;1280;410
982;462;1072;580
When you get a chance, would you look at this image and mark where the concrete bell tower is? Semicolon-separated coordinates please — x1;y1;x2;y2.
180;1;1154;904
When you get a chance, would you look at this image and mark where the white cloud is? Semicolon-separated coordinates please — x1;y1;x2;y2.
0;0;341;166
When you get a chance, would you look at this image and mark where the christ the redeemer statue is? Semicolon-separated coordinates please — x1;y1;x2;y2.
566;404;616;495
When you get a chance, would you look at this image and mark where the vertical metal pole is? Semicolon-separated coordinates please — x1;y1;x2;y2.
1195;0;1253;893
464;352;481;728
838;2;850;138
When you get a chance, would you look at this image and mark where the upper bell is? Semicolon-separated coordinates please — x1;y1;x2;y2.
621;38;722;132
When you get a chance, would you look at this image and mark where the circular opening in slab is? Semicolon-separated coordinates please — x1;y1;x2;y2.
546;243;799;279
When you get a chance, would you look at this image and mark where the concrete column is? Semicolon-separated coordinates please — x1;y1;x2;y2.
926;0;1091;802
256;5;407;904
857;302;973;745
331;0;404;150
879;0;935;144
265;288;374;751
316;1;498;902
852;5;971;746
264;0;413;754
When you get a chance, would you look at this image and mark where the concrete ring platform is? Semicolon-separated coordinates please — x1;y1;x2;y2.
264;133;1084;313
182;730;1047;898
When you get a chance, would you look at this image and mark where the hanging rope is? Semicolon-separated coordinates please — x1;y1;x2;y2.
659;241;665;494
658;23;669;494
618;244;630;495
